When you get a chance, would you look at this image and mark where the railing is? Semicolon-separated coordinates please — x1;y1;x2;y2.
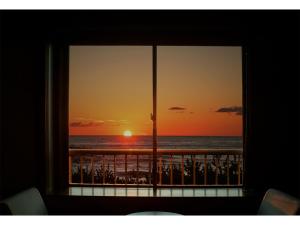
69;149;243;187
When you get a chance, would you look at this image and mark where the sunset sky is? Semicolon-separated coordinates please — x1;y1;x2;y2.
69;46;242;136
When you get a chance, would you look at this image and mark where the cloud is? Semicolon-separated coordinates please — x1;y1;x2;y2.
70;120;104;127
70;118;129;127
106;120;129;126
235;111;243;116
93;121;105;126
216;106;242;116
168;106;186;111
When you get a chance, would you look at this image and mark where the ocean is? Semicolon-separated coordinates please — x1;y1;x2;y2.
69;135;243;150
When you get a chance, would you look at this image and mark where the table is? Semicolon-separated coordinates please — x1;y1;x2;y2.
128;211;181;215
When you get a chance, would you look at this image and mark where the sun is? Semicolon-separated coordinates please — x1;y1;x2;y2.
123;130;132;137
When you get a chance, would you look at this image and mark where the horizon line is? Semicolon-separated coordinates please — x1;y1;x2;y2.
69;134;243;137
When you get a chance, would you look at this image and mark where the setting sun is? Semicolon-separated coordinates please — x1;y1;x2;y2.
123;130;132;137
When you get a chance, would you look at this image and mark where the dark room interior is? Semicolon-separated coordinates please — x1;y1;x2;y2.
0;10;300;215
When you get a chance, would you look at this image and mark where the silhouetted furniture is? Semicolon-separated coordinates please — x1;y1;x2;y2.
128;211;181;215
0;187;48;215
258;188;300;215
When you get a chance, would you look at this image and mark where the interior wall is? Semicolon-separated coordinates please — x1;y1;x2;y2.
0;11;299;203
244;13;300;197
0;14;46;198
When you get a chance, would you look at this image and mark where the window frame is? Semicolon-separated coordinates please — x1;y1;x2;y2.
46;38;248;195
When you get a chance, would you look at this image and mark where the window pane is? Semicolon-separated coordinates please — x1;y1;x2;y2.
69;46;152;185
157;46;243;186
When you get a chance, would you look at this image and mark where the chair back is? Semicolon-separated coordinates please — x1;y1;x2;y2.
0;187;48;215
258;188;300;215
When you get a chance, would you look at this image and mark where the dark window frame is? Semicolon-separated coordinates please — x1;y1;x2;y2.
46;35;248;195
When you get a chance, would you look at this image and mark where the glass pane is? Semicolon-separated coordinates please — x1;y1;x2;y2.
157;46;243;186
69;46;152;185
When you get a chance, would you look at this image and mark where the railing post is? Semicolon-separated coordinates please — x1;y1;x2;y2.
215;155;218;185
69;155;72;184
91;156;94;184
181;155;184;185
237;154;241;185
170;155;173;185
159;157;162;184
102;155;105;184
114;155;116;184
80;156;83;184
227;155;230;185
137;155;139;184
193;155;196;185
125;154;128;184
148;155;151;185
204;155;207;185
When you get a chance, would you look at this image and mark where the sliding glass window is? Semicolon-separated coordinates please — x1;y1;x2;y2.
69;46;152;185
157;46;243;186
68;45;243;190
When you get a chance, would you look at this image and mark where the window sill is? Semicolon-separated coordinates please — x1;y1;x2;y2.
67;187;244;197
46;187;257;215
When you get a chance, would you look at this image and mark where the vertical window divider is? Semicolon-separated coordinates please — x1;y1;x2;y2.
152;45;158;195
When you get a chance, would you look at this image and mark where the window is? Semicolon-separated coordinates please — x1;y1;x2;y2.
69;46;152;185
67;45;244;193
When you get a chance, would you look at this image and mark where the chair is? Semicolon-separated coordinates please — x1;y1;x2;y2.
257;188;300;215
0;187;48;215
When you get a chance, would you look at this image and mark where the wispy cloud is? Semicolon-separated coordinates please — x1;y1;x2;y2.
70;118;128;127
106;120;129;126
168;106;186;111
216;106;242;116
70;120;104;127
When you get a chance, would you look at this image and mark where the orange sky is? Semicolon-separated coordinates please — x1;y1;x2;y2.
69;46;242;136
